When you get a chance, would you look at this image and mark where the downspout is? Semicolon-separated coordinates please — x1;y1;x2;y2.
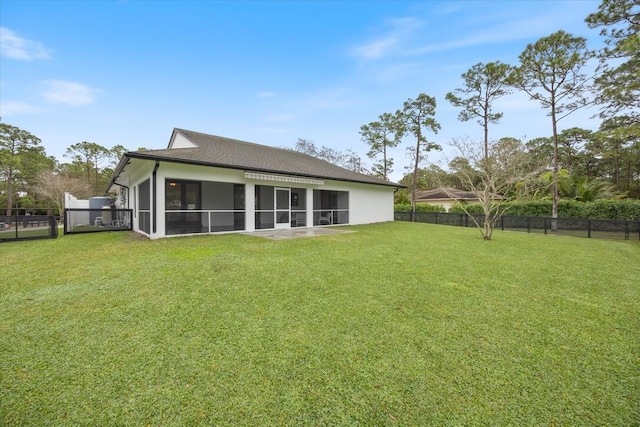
152;161;159;234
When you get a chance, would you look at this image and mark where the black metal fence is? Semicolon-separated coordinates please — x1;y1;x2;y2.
395;212;640;241
0;215;59;242
64;209;133;235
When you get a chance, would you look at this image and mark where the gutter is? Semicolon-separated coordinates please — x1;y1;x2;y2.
107;154;132;191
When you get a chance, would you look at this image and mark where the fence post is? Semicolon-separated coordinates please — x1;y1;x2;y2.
527;217;531;233
587;220;591;238
501;216;504;231
624;222;629;240
50;216;58;237
544;217;547;235
465;215;468;227
435;213;439;224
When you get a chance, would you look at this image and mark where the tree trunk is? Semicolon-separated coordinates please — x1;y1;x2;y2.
484;222;492;240
551;104;559;232
6;167;14;217
483;104;489;160
483;213;493;240
410;137;421;218
383;145;388;182
615;143;620;191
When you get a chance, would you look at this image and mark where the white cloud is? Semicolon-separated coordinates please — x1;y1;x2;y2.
350;17;424;60
40;80;101;106
408;15;560;56
0;27;52;60
352;5;592;63
0;101;41;115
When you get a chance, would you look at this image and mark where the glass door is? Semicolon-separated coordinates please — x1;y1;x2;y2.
275;187;290;229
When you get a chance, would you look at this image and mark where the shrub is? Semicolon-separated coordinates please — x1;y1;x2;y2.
449;202;483;214
582;199;640;220
394;203;446;213
446;199;640;220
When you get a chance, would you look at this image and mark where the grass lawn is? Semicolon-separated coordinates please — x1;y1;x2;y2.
1;222;638;425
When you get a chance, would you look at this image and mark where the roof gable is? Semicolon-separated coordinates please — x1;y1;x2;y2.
168;130;198;149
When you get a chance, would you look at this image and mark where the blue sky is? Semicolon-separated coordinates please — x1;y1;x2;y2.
1;0;603;181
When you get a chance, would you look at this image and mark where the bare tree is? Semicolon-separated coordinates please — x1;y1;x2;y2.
292;138;369;174
33;171;93;217
446;137;541;240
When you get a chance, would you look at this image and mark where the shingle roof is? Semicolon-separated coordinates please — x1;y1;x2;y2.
113;128;400;188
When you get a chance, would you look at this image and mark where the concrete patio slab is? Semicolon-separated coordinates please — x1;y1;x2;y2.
245;227;354;240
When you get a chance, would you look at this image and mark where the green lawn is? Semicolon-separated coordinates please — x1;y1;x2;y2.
1;222;638;425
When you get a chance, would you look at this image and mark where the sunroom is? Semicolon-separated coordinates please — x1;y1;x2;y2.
163;179;350;236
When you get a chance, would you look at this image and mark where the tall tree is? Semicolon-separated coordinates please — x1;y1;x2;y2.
586;0;640;126
359;112;405;180
399;94;441;214
108;144;128;168
556;127;594;174
65;141;110;192
595;115;638;191
508;30;594;229
448;156;482;191
526;136;555;169
445;61;514;159
0;123;43;216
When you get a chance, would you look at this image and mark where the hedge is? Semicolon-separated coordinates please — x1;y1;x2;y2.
394;203;446;213
447;199;640;221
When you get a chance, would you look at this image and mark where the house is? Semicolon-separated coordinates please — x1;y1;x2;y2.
108;128;401;239
414;188;479;211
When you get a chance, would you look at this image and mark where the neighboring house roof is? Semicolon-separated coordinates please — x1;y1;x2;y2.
109;128;401;189
415;188;478;201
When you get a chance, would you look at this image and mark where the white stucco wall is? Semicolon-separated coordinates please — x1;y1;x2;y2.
310;179;394;225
